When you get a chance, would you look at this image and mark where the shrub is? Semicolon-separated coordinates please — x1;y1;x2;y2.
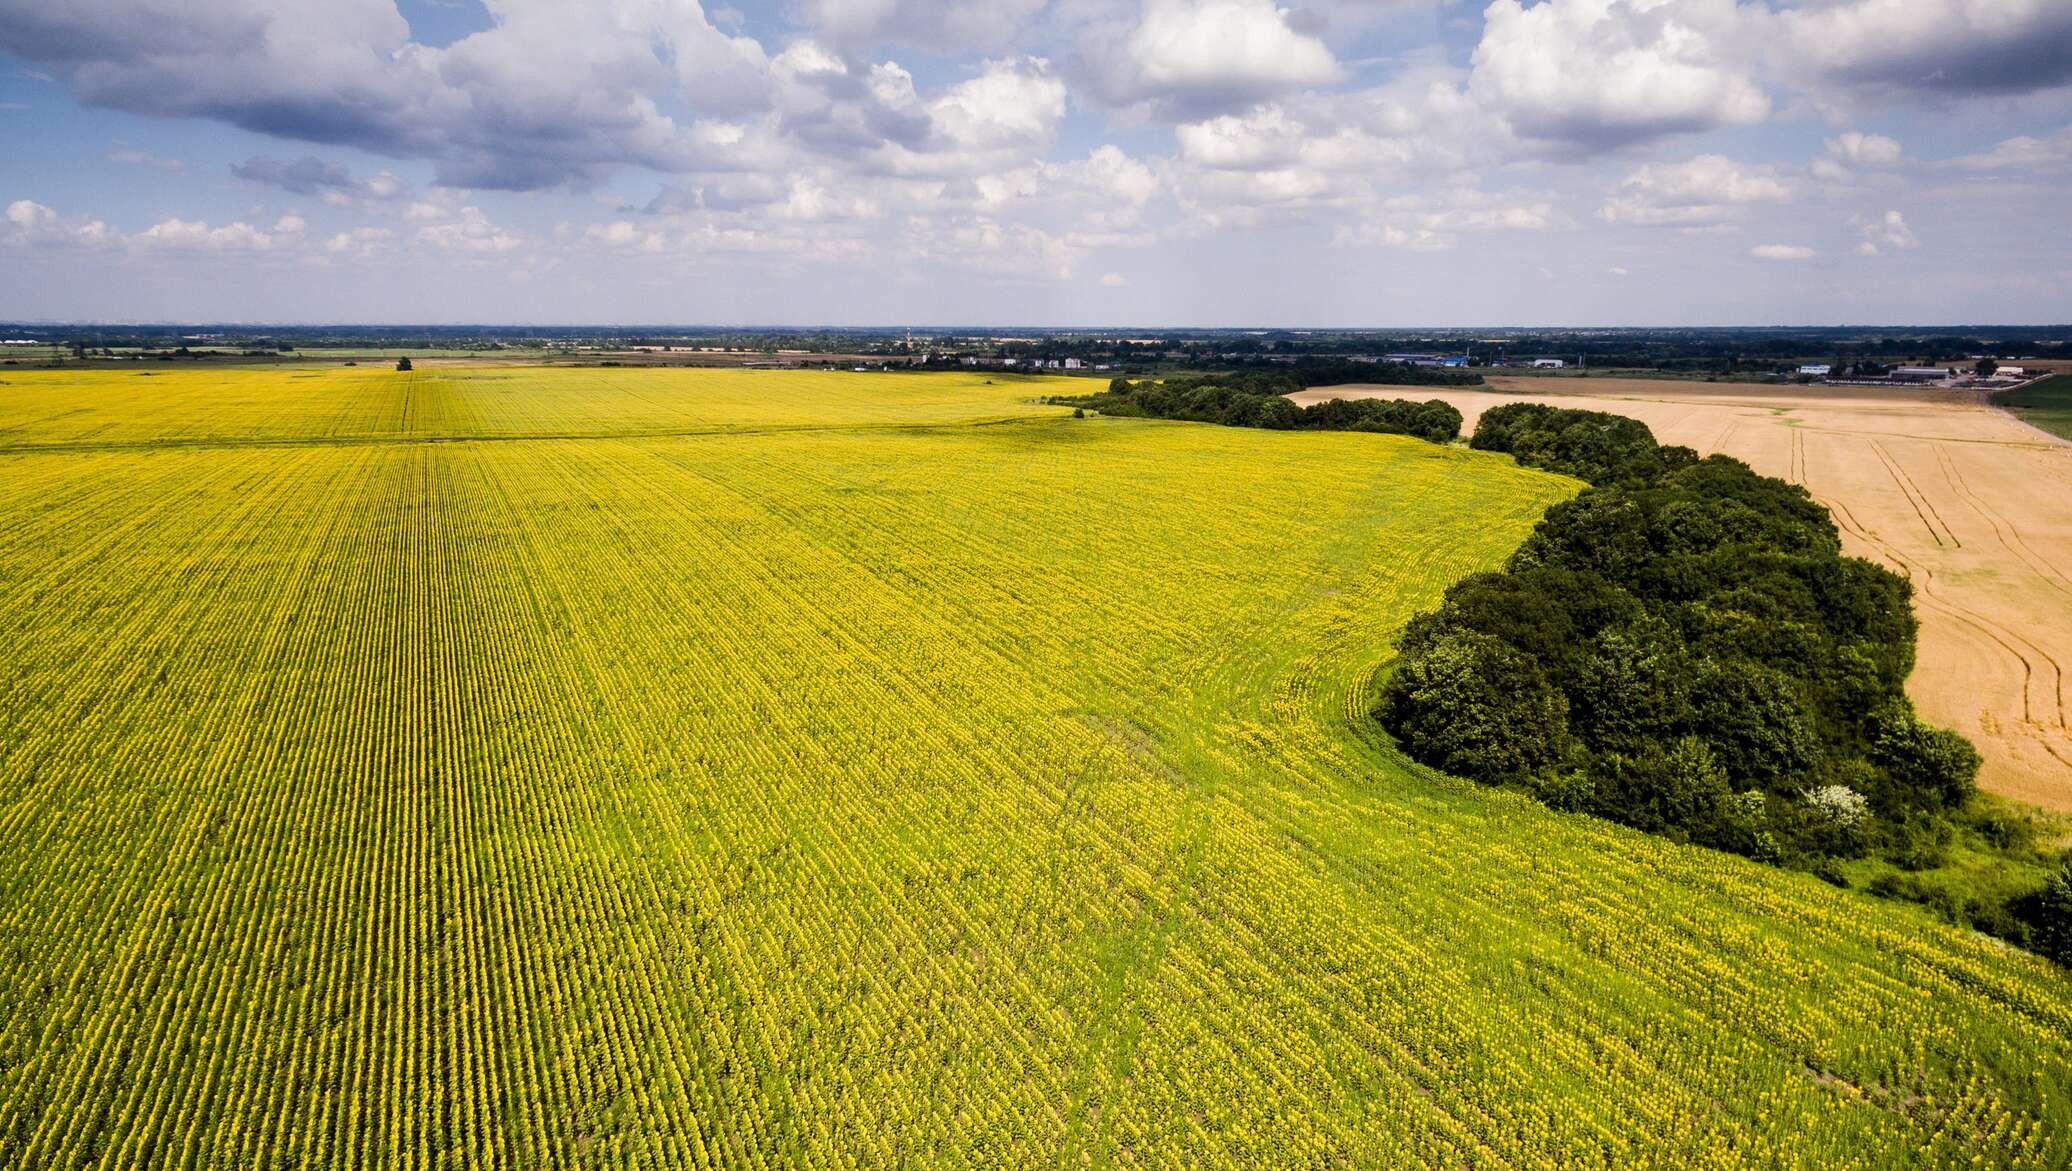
2013;863;2072;965
1591;737;1736;842
1870;702;1980;811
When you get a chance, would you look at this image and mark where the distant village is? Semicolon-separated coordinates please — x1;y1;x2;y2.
1793;359;2040;389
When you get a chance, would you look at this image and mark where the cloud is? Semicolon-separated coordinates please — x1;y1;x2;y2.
800;0;1049;53
1772;0;2072;98
1599;154;1792;227
910;216;1080;280
107;149;185;172
7;0;2070;316
1081;0;1343;119
0;0;771;191
1334;186;1562;251
6;198;302;255
1470;0;1769;148
752;46;1070;182
415;205;522;254
1750;243;1814;260
136;217;277;252
325;225;395;257
1176;106;1309;171
1826;131;1902;168
5;199;50;229
1855;209;1917;255
1162;77;1510;231
1941;125;2072;170
2;198;117;248
977;146;1160;231
928;58;1067;152
585;220;668;251
231;155;407;205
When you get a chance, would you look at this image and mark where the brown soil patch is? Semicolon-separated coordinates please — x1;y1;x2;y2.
1292;377;2072;811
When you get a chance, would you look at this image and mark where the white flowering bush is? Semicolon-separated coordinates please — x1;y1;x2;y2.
1803;784;1870;829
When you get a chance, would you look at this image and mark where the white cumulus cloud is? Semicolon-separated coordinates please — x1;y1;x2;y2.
1855;210;1917;255
1471;0;1769;148
1600;154;1792;228
1827;131;1903;167
1082;0;1342;119
415;206;523;255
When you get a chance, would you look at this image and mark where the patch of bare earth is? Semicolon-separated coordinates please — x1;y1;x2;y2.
1291;377;2072;811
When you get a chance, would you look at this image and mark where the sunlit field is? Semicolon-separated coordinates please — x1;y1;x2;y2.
1;366;2067;1169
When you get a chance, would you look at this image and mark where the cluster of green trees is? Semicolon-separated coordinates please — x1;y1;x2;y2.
1065;375;1463;444
1380;402;2072;963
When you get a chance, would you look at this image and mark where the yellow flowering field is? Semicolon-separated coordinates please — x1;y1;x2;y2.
0;365;2065;1169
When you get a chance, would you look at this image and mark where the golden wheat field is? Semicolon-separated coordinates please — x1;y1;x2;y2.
1;365;2069;1169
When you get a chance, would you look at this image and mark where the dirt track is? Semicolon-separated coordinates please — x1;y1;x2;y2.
1293;377;2072;811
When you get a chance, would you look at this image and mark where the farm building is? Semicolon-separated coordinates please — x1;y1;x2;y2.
1798;363;1831;376
1531;358;1566;369
1892;366;1955;383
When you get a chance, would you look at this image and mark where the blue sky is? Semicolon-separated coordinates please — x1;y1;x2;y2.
2;0;2070;325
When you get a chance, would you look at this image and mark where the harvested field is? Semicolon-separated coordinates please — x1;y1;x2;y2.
1295;377;2072;811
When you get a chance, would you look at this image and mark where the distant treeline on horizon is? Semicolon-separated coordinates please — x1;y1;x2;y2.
7;324;2067;374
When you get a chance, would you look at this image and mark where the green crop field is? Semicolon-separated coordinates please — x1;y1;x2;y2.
0;366;2067;1169
1995;373;2072;442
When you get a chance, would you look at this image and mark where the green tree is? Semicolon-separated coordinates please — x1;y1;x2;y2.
1379;630;1572;783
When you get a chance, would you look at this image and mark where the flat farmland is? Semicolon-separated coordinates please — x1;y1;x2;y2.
2;367;2070;1168
1295;377;2072;811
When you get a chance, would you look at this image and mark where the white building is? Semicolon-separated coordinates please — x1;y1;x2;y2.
1993;366;2026;378
1531;358;1566;369
1798;364;1831;376
1062;358;1083;369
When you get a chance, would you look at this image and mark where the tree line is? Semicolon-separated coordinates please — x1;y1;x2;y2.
1217;357;1485;388
1378;402;2072;964
1059;374;1464;444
